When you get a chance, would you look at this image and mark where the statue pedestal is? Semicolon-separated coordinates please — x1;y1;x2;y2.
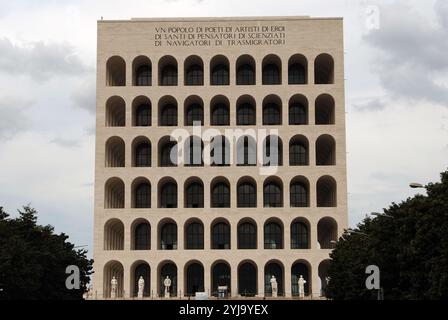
272;291;277;298
164;292;170;298
111;292;116;299
138;293;143;299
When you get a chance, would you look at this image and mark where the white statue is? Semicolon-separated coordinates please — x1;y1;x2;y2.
298;275;307;298
164;276;172;298
87;285;94;300
270;275;278;298
111;276;118;299
137;276;145;299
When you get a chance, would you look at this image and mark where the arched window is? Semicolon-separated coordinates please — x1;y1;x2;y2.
104;219;124;250
159;56;178;86
210;55;229;85
105;137;125;167
135;103;151;126
106;56;125;86
212;262;231;297
133;221;151;250
263;95;282;125
262;55;281;85
210;95;230;126
316;176;337;207
133;56;152;86
238;262;257;296
184;55;204;86
289;95;308;125
133;138;151;167
319;260;331;296
264;262;284;296
184;136;204;166
237;178;257;208
316;134;336;165
185;221;204;249
314;53;334;84
133;263;150;297
185;263;204;296
236;96;256;125
291;262;310;296
318;218;337;249
211;179;230;208
238;220;257;249
291;220;309;249
315;94;335;125
159;96;178;126
263;136;283;166
103;261;124;298
133;180;151;208
288;54;307;84
159;138;177;167
185;180;204;208
211;136;230;166
104;178;124;209
159;180;178;208
185;103;204;126
236;55;256;85
263;179;283;208
159;262;177;297
160;222;177;250
290;177;309;207
212;221;230;249
236;136;257;166
106;96;125;127
289;135;309;166
264;221;283;249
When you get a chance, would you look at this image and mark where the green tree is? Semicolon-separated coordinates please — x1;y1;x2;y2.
326;170;448;300
0;205;93;300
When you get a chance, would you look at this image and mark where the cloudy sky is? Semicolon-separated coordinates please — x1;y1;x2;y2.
0;0;447;253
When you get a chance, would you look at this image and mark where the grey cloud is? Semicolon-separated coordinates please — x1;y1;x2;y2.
352;98;387;112
50;137;81;148
364;0;448;106
0;97;32;140
70;77;96;114
0;38;93;81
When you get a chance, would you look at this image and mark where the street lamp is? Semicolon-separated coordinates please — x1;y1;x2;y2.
344;228;368;236
409;182;424;189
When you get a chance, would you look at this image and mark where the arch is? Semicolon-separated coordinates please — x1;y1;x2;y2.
210;95;230;126
132;55;151;86
262;54;282;85
316;134;336;165
105;96;125;127
158;218;178;250
132;136;151;167
316;175;337;207
106;56;125;86
184;177;204;208
288;54;307;84
184;55;204;86
158;95;178;126
237;176;257;208
103;260;124;298
131;261;150;297
158;136;177;167
263;135;283;166
318;259;331;296
104;177;124;209
131;177;151;208
263;176;283;208
238;260;257;296
289;135;309;166
314;53;334;84
291;260;311;296
158;177;178;208
210;135;230;166
264;260;284;296
158;261;177;297
132;96;151;126
105;136;125;167
104;218;124;250
211;261;231;297
184;136;204;166
184;218;204;249
236;54;256;85
315;94;335;125
318;217;338;249
236;135;257;166
131;218;151;250
185;261;204;296
210;55;229;85
264;218;284;249
289;94;308;125
262;94;282;125
184;95;204;126
210;176;230;208
291;217;310;249
236;95;256;125
211;218;231;249
159;55;178;86
290;176;310;207
237;218;257;249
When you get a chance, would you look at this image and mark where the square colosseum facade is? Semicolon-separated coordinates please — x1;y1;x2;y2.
93;16;347;299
